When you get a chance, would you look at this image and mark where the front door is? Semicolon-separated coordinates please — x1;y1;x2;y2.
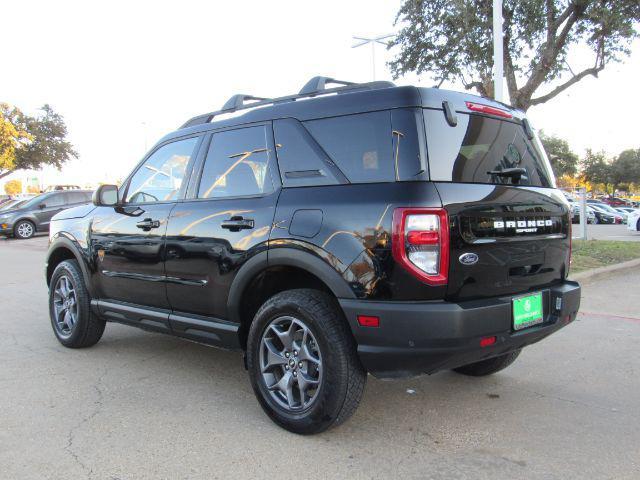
34;192;67;230
90;135;201;309
164;124;279;320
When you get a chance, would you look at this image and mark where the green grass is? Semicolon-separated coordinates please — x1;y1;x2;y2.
571;240;640;273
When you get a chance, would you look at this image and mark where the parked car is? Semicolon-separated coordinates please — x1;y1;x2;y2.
627;210;640;232
44;184;82;191
600;196;630;207
570;203;596;224
0;190;93;239
588;203;622;224
0;199;27;212
44;76;581;434
613;208;630;224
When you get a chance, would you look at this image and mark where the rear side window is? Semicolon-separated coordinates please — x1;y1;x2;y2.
198;126;274;199
304;111;394;183
68;192;89;203
423;109;554;187
273;119;341;187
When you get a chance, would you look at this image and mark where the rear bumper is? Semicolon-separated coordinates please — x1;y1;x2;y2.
339;281;581;379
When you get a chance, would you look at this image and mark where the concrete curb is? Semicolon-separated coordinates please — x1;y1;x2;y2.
569;257;640;282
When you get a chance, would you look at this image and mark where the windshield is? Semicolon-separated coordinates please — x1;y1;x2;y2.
20;194;49;209
423;109;555;187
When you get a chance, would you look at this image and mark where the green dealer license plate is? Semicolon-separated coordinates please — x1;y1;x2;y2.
512;292;544;331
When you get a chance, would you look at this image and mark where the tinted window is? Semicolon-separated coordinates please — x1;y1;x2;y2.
43;194;64;207
304;111;394;183
68;191;91;203
126;137;198;203
273;119;341;187
198;126;273;198
424;109;554;187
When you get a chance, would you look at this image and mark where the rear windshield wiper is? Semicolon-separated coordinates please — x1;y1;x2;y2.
487;167;527;178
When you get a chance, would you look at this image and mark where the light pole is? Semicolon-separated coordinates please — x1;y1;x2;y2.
493;0;504;102
352;34;394;81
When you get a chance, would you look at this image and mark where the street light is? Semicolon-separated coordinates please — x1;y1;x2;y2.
352;34;395;81
493;0;504;102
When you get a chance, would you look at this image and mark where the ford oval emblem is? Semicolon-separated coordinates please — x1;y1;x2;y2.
459;253;479;266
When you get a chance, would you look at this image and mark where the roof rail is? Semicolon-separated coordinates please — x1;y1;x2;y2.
221;94;270;111
180;76;395;129
298;76;356;95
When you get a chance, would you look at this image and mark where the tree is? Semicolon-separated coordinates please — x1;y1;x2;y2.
390;1;640;111
610;148;640;193
581;149;612;193
539;131;578;177
4;179;21;195
0;103;77;180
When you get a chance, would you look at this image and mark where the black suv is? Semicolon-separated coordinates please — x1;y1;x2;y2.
45;77;580;434
0;190;93;239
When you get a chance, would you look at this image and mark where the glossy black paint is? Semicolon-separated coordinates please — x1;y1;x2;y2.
45;82;578;378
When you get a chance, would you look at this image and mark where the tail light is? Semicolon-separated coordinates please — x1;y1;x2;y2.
392;208;449;285
465;101;513;119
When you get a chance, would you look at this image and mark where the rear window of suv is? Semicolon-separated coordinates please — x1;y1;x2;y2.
423;109;555;187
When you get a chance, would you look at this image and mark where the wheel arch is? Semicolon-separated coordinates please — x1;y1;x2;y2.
46;235;94;296
228;247;356;349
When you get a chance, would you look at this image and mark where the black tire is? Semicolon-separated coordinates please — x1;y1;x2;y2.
453;349;521;377
14;220;35;239
246;289;366;434
49;260;106;348
636;219;640;231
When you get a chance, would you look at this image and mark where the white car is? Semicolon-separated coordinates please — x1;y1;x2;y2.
627;209;640;232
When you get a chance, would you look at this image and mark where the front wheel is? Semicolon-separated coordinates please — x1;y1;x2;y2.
49;260;106;348
14;220;35;239
247;289;366;434
453;349;521;376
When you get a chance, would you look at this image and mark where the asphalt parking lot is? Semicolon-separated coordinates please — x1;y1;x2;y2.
574;222;640;241
1;235;639;479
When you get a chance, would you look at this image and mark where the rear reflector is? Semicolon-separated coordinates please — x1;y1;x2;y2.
465;101;512;119
357;315;380;328
480;336;497;347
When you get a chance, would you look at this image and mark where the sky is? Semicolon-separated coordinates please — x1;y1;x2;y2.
2;0;639;189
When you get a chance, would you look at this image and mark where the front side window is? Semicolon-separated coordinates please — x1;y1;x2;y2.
126;137;198;203
44;194;64;207
197;126;273;199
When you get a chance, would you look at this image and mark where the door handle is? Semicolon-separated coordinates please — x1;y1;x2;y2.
136;218;161;231
221;216;254;231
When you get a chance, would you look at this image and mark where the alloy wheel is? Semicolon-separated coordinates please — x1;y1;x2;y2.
52;275;78;337
259;316;323;411
17;222;34;238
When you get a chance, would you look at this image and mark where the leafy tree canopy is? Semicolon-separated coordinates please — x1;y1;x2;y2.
0;103;77;180
390;0;640;110
539;131;579;177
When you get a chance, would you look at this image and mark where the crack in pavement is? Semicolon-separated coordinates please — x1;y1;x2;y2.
64;368;108;478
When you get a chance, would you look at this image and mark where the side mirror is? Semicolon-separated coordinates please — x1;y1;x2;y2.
92;184;119;207
38;203;46;209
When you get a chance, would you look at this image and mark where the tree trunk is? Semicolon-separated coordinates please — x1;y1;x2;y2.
0;170;14;180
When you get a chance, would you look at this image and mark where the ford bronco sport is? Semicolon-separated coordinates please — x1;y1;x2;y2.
45;76;581;434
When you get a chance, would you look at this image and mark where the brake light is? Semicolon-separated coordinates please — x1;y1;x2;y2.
465;101;512;119
392;208;449;285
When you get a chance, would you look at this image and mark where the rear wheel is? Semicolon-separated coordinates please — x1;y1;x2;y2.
636;219;640;231
14;220;35;239
453;349;521;377
49;260;106;348
247;289;366;434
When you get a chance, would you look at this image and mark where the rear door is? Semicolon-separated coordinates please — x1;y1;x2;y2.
164;124;279;325
422;106;570;302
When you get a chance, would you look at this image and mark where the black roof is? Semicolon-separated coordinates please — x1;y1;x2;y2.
160;76;525;145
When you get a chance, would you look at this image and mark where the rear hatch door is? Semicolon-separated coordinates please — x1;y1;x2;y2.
423;102;571;301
